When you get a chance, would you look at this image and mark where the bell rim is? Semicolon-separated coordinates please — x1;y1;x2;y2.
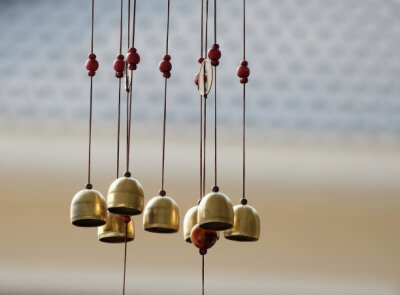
199;220;233;231
98;232;134;243
144;224;179;234
224;233;259;242
71;217;107;227
107;206;142;216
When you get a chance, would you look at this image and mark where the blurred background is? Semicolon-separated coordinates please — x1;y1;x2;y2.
0;0;400;294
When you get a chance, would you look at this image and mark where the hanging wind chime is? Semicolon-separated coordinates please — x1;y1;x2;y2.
70;0;260;294
142;0;180;233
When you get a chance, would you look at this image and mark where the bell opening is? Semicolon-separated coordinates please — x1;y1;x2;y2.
185;237;192;243
200;221;233;231
145;227;178;233
99;236;134;243
72;219;106;227
108;207;141;216
225;234;258;242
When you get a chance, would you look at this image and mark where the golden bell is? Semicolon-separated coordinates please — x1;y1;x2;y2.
183;206;198;242
224;203;260;242
143;192;180;233
98;213;135;243
107;174;144;216
70;188;107;227
198;186;234;231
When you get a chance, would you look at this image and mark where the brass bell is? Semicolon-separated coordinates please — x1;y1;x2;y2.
98;213;134;243
198;186;234;231
70;187;107;227
143;191;180;233
183;206;198;242
107;173;144;216
224;203;260;242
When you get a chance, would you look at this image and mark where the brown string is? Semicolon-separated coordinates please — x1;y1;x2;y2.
132;0;136;47
242;0;246;200
117;79;122;178
205;0;208;58
213;0;217;187
87;0;95;185
161;0;171;191
200;95;203;199
122;222;128;295
202;255;205;295
202;97;206;196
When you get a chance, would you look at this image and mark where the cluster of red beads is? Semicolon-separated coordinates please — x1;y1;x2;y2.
159;54;172;78
194;57;205;86
113;54;125;78
237;60;250;84
126;47;140;70
86;53;99;76
207;43;221;66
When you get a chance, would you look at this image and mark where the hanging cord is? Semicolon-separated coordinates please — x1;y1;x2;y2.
116;0;124;178
160;0;171;192
213;0;217;187
242;0;246;202
202;255;205;295
125;0;131;173
202;0;209;196
199;0;204;201
122;220;129;295
86;0;95;187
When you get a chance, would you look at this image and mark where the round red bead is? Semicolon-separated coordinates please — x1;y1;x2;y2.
123;216;131;223
129;64;137;71
163;72;171;78
208;48;221;61
159;60;172;72
113;59;125;72
241;60;248;66
163;54;171;61
198;57;205;64
115;71;124;78
240;77;248;84
237;65;250;78
128;47;137;53
199;248;207;255
86;59;99;71
117;54;124;60
127;52;140;65
88;70;96;76
194;73;199;86
88;53;96;59
191;224;217;251
211;60;219;66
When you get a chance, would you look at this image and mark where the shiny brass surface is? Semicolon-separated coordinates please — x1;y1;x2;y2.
107;176;144;216
224;204;260;242
70;189;107;227
98;213;134;243
183;206;198;242
143;196;180;233
198;191;234;231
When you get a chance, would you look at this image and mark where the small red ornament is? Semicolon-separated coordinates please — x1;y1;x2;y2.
86;53;99;76
127;47;140;71
191;224;217;255
237;60;250;83
123;216;131;223
113;54;125;78
159;54;172;78
194;73;207;86
198;57;205;64
208;43;221;66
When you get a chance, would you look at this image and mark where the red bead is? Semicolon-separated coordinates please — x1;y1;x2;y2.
208;47;221;61
128;47;137;53
211;60;219;66
163;54;171;61
199;248;207;255
191;224;217;251
237;65;250;78
88;70;96;76
198;57;205;64
241;60;248;66
123;216;131;223
88;53;96;59
129;64;137;71
117;54;124;60
240;77;248;84
86;59;99;71
163;72;171;78
159;60;172;73
115;71;124;78
127;52;140;65
113;59;125;73
194;73;199;86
